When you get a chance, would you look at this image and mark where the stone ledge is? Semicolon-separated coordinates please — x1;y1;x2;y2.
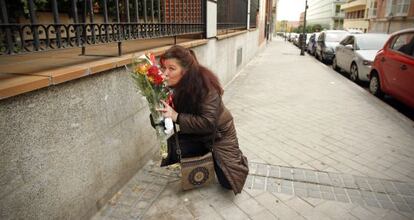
0;39;208;100
216;30;249;40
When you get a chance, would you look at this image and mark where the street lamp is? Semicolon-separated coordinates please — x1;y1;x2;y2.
300;0;308;56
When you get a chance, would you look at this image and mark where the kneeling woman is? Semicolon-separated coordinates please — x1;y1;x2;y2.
158;45;249;194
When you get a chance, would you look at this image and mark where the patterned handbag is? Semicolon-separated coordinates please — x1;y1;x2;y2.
174;103;221;190
180;151;215;190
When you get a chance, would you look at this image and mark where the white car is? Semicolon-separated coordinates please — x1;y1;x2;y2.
333;33;389;82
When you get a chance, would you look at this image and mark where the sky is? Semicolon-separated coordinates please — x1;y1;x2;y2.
277;0;306;21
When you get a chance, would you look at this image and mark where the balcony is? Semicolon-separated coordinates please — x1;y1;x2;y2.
341;0;367;10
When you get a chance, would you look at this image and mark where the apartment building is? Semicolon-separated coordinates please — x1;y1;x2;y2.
341;0;369;32
306;0;347;29
367;0;414;33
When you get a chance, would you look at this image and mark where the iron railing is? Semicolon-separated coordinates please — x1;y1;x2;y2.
0;0;205;56
217;0;248;32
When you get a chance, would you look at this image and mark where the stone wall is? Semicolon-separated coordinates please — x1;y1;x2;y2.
0;29;264;220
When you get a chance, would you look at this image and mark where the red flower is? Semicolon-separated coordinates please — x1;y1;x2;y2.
148;65;158;75
147;65;164;85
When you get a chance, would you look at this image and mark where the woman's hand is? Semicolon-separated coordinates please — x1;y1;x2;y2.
157;100;179;122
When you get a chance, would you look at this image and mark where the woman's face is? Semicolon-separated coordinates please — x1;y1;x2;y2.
162;58;185;87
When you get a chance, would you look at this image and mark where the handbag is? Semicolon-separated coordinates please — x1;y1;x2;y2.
174;102;221;190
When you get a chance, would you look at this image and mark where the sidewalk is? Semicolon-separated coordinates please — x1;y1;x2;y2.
92;37;414;220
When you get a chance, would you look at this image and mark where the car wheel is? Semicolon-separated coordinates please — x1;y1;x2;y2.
350;63;359;83
332;57;340;71
369;72;383;97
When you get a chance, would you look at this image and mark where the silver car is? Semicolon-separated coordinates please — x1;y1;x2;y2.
333;33;389;82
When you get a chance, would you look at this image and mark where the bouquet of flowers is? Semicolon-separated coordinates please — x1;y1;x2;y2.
130;53;172;158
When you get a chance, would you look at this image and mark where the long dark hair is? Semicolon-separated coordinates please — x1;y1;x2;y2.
160;45;223;114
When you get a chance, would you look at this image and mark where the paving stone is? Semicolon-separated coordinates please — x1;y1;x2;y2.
375;193;391;202
355;177;371;190
281;186;293;195
328;173;343;187
370;183;386;193
349;196;366;206
394;182;414;195
284;197;315;217
378;200;397;210
364;199;381;208
273;192;296;202
245;175;253;189
292;169;306;181
361;191;376;200
394;202;412;213
308;189;322;199
320;186;333;193
346;189;360;196
335;194;350;203
306;184;320;191
256;163;269;176
295;188;308;197
252;176;266;190
403;196;414;207
236;198;266;216
265;178;280;193
269;165;280;178
280;167;293;179
314;201;358;220
333;187;346;194
293;181;306;189
317;173;332;185
321;192;336;201
389;195;405;203
382;180;399;194
168;206;195;220
250;209;279;220
349;206;378;220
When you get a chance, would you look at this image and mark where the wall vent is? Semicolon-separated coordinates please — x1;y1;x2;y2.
237;47;243;67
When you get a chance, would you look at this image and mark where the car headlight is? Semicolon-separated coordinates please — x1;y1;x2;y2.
362;60;372;66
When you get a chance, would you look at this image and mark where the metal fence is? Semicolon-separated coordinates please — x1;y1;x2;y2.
0;0;205;56
217;0;248;32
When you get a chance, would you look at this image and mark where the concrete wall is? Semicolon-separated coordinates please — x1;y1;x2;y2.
0;29;264;220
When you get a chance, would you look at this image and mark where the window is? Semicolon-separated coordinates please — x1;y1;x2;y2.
369;0;378;18
391;33;414;57
396;0;411;15
336;5;341;13
340;36;351;45
386;0;411;16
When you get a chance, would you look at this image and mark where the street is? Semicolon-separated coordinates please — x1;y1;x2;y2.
92;37;414;220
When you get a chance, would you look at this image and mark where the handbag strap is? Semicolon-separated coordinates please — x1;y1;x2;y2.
174;98;222;161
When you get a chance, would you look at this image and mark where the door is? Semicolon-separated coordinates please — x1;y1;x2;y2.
342;36;355;72
384;32;414;106
336;36;348;68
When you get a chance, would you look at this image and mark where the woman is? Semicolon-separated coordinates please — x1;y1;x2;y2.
157;45;249;194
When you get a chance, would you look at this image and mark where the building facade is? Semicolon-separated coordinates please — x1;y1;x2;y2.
307;0;347;30
341;0;369;32
367;0;414;33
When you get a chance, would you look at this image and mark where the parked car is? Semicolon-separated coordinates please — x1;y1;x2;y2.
307;32;320;55
369;28;414;109
315;30;349;63
333;33;389;82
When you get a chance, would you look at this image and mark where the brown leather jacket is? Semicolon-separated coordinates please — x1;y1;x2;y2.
176;91;249;194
